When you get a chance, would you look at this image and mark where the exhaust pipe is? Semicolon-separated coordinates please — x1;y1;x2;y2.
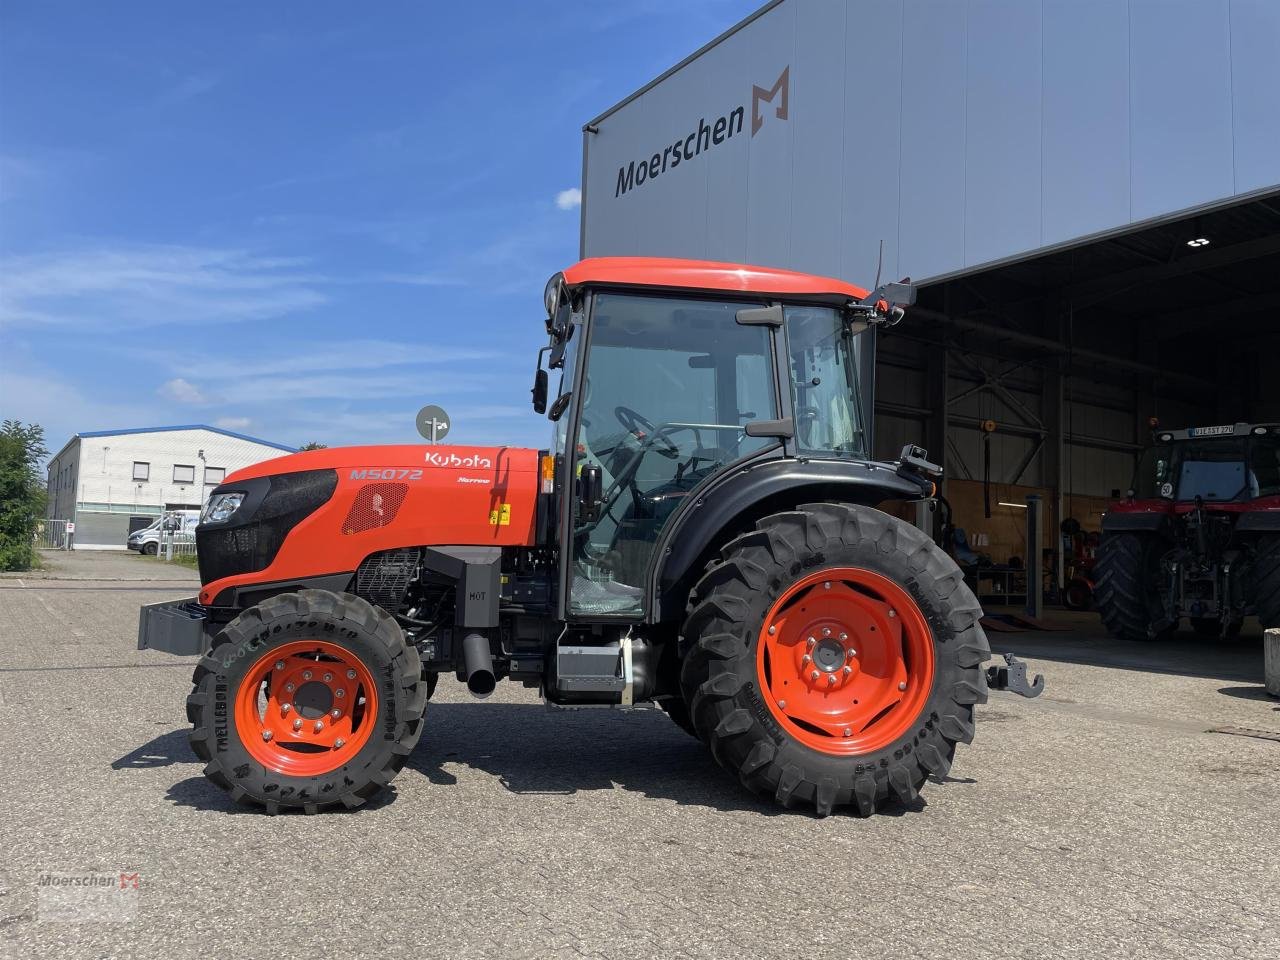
462;632;496;699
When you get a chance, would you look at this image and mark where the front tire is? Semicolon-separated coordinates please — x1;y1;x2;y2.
188;589;427;813
143;542;158;556
679;503;989;817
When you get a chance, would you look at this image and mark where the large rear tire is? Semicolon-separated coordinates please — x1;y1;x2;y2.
188;589;427;813
1251;535;1280;630
679;502;989;817
1094;532;1174;642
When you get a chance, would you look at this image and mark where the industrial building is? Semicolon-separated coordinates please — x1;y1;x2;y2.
45;425;294;549
579;0;1280;590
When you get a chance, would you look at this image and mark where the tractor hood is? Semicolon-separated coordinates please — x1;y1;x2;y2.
197;445;540;606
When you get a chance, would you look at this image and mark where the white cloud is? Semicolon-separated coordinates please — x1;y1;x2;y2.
0;244;327;331
213;416;252;430
159;378;208;404
555;187;582;210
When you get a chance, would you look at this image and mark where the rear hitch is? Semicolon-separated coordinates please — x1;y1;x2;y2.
986;653;1044;699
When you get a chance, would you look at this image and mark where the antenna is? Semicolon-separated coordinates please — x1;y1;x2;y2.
873;239;884;293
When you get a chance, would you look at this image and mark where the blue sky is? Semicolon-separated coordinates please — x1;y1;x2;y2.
0;0;759;454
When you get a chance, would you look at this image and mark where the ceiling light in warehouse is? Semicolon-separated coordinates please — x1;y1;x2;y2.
1186;237;1210;247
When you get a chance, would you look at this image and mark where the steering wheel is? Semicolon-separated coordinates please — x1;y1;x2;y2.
614;405;680;459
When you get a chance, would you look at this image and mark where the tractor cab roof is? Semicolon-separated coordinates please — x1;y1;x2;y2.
1154;423;1280;443
560;257;868;305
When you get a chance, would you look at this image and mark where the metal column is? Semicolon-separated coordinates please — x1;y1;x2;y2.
1025;494;1042;619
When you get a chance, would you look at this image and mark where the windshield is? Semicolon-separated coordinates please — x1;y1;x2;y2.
1133;436;1280;502
784;306;868;458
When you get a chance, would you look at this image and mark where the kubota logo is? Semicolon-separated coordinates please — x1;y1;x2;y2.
425;451;492;469
614;65;790;198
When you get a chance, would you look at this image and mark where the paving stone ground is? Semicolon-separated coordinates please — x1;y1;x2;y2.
1;549;1276;959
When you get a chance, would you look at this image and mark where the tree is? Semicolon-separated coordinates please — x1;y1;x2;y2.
0;420;49;571
299;441;328;451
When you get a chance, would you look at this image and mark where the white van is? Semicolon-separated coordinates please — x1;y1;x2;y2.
127;510;200;555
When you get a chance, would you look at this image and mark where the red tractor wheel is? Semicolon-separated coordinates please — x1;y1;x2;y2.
188;589;427;813
680;502;990;817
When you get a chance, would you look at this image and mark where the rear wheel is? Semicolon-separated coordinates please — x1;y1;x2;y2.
143;542;158;556
1251;535;1280;629
1094;532;1174;642
188;589;427;813
679;502;989;817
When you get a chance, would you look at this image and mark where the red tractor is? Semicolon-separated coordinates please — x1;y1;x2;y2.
1096;422;1280;640
139;257;1041;816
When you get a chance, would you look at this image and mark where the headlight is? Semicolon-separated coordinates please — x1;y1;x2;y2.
202;492;245;523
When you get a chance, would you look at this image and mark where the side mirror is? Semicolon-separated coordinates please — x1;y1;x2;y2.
578;463;603;522
531;368;548;414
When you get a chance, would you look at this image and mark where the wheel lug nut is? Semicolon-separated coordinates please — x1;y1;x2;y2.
810;670;819;681
293;718;302;731
823;581;831;590
285;683;295;693
777;700;787;709
839;633;848;641
898;681;908;691
335;688;344;698
323;672;333;682
842;666;852;676
331;709;340;719
807;637;816;648
334;738;345;749
275;661;285;671
843;727;852;737
262;730;273;741
768;625;777;636
303;670;312;680
313;720;324;733
827;675;836;685
802;654;811;664
823;627;831;637
847;648;857;659
346;669;356;679
280;703;291;715
888;609;897;619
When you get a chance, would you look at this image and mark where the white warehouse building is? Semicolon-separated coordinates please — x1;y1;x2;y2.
45;425;295;550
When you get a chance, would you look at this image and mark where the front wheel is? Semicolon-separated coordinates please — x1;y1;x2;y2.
1251;535;1280;629
679;502;990;817
188;589;427;813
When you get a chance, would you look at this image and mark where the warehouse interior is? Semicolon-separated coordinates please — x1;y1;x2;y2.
874;190;1280;597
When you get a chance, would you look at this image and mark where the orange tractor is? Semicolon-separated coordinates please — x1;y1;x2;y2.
140;258;1041;816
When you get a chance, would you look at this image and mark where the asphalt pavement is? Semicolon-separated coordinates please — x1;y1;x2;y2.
1;549;1277;959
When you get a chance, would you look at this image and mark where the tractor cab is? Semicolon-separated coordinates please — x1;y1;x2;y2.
1129;423;1280;507
533;258;913;618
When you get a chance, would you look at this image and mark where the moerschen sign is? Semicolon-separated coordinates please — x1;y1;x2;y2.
613;67;789;198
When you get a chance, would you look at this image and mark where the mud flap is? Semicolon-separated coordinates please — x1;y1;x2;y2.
986;653;1045;698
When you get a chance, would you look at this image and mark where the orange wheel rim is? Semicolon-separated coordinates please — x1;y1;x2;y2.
234;640;380;777
756;567;934;756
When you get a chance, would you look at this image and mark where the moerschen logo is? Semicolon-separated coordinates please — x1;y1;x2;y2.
614;66;790;198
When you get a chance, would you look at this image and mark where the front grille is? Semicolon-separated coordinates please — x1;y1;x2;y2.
198;469;338;585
